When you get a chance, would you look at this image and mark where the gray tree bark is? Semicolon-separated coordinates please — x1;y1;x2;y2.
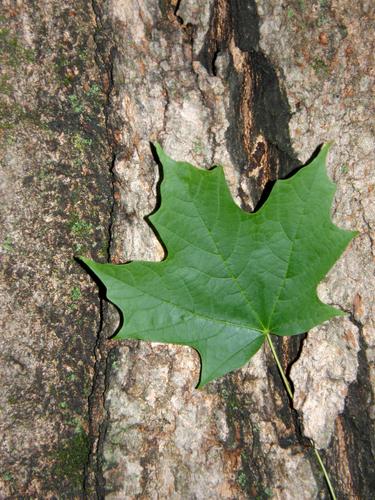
0;1;373;499
0;0;112;497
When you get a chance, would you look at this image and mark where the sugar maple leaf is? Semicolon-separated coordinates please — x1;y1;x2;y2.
81;144;356;387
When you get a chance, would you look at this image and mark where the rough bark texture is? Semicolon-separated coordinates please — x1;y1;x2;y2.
0;0;373;498
86;1;374;499
0;1;112;497
256;2;375;497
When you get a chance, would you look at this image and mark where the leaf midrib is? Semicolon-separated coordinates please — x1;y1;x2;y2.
106;264;264;335
201;336;265;383
267;167;319;330
192;175;267;331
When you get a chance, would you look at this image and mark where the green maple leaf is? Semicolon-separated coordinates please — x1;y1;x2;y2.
81;144;356;387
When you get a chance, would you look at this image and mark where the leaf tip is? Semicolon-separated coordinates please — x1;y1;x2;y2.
195;376;209;390
153;142;169;164
77;255;90;267
318;142;333;164
351;229;360;239
331;303;345;315
77;256;95;268
153;141;163;156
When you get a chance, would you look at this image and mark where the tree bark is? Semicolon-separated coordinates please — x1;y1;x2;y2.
0;1;112;496
86;1;374;499
0;1;373;498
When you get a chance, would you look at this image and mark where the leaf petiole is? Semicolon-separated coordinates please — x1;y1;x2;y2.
312;445;337;500
265;332;294;401
265;332;337;500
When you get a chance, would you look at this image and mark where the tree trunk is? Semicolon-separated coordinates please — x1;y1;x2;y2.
0;1;373;498
0;0;112;497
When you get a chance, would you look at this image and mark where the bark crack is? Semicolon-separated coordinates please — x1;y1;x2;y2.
349;179;374;254
83;2;117;497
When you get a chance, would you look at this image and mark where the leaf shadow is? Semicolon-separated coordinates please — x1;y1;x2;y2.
76;257;124;339
145;142;168;258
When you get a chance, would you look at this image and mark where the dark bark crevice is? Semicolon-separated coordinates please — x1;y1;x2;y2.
328;314;375;498
83;2;117;497
199;0;299;210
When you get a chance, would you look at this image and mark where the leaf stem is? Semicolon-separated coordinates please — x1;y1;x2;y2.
265;331;294;400
265;332;337;500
